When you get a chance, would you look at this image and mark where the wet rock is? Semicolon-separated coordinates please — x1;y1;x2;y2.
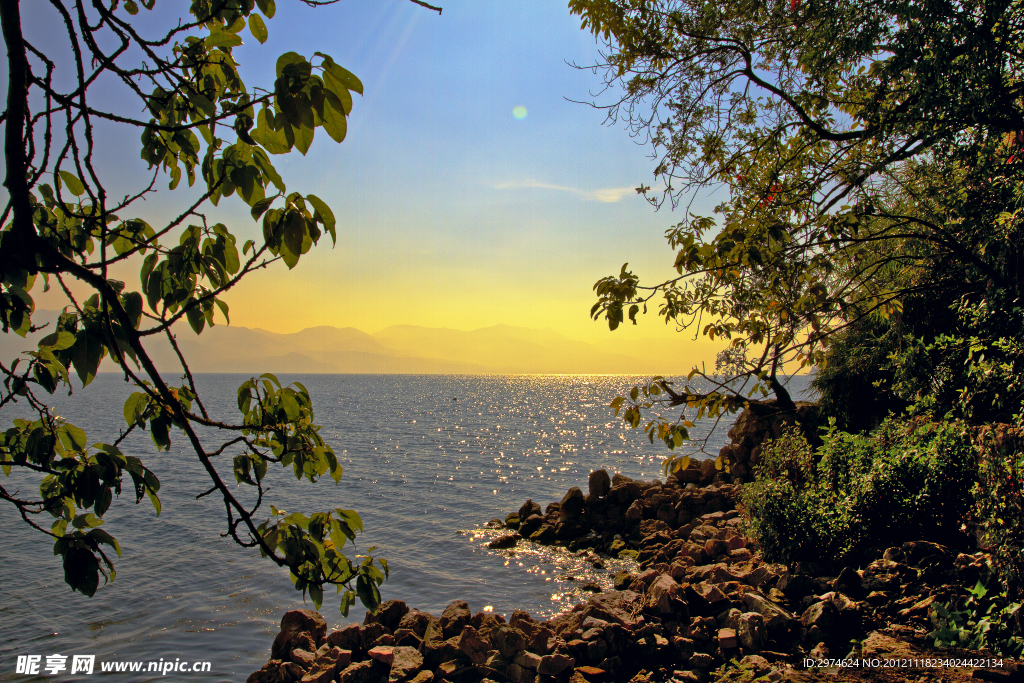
560;487;586;519
529;525;556;543
441;600;472;639
487;533;519;549
519;500;542;521
589;470;612;498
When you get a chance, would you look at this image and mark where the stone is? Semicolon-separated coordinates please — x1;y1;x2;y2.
368;647;395;664
589;470;612;498
586;590;644;627
718;628;738;649
409;672;433;683
507;663;537;683
338;660;388;683
280;662;305;682
538;653;575;676
739;655;771;675
742;591;797;636
366;600;411;632
291;649;316;668
801;601;839;633
625;500;644;523
457;625;490;664
300;647;345;683
326;624;363;652
647;573;680;614
441;600;472;639
513;651;542;669
492;624;528;657
587;638;608;662
361;623;388;651
488;534;519;549
737;613;766;652
689;653;716;669
519;499;542;521
560;487;586;518
397;610;433;638
386;647;424;683
273;609;328;660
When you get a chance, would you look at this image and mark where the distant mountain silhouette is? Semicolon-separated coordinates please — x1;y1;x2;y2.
0;313;716;375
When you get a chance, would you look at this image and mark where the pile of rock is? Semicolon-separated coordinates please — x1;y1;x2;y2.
491;470;743;564
715;401;821;484
247;471;1006;683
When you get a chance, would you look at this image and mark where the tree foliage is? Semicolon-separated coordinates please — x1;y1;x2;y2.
572;0;1024;460
0;0;437;613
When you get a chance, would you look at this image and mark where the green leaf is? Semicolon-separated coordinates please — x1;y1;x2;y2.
306;194;336;242
206;30;243;49
321;102;348;144
58;170;86;197
255;0;276;18
323;62;363;95
124;0;139;14
249;14;268;44
87;528;122;557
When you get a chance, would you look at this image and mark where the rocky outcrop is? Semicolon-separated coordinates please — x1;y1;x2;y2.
716;400;822;483
248;471;1008;683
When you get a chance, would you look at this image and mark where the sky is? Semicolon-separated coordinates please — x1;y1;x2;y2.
17;1;728;364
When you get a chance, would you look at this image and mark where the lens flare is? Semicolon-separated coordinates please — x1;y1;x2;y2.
512;106;528;120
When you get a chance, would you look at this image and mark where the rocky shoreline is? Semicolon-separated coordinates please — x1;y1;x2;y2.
246;464;1018;683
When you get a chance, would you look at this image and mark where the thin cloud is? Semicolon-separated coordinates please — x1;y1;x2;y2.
494;179;636;203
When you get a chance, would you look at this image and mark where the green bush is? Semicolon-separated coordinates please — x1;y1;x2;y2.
973;428;1024;597
741;418;977;565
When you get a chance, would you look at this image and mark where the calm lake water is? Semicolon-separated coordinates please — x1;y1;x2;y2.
0;374;811;682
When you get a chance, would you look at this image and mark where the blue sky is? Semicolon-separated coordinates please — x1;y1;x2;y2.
19;0;724;354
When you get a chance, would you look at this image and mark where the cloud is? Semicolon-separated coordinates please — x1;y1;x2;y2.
493;179;637;203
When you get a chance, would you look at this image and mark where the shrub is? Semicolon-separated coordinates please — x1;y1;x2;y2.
973;427;1024;597
742;418;977;565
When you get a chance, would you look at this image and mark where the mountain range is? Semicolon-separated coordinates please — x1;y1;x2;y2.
0;312;723;375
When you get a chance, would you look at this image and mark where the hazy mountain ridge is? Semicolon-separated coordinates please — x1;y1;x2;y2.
0;313;708;375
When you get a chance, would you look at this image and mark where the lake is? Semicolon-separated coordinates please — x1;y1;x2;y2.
0;373;811;682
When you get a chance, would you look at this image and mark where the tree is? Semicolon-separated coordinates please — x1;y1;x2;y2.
0;0;439;614
572;0;1024;462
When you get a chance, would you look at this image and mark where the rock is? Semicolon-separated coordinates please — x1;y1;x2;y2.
586;590;644;627
737;613;766;652
739;655;771;675
492;624;528;657
529;525;556;543
519;499;542;521
273;610;328;660
589;470;612;498
301;647;347;683
834;567;866;599
689;653;716;669
362;623;387;651
560;487;586;518
326;624;363;652
409;671;433;683
611;473;633;486
441;600;472;639
388;647;424;683
718;628;738;649
801;601;839;633
513;651;542;669
456;625;490;664
291;649;316;668
625;500;644;523
368;647;395;665
647;574;679;614
280;662;305;682
506;663;537;683
538;653;575;676
366;600;410;632
742;591;797;637
488;534;519;549
338;660;388;683
808;642;829;661
397;610;433;638
371;634;396;648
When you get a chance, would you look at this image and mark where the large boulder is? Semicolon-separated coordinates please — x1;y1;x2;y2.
272;610;328;660
441;600;472;639
586;590;644;628
589;470;612;498
559;487;586;519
